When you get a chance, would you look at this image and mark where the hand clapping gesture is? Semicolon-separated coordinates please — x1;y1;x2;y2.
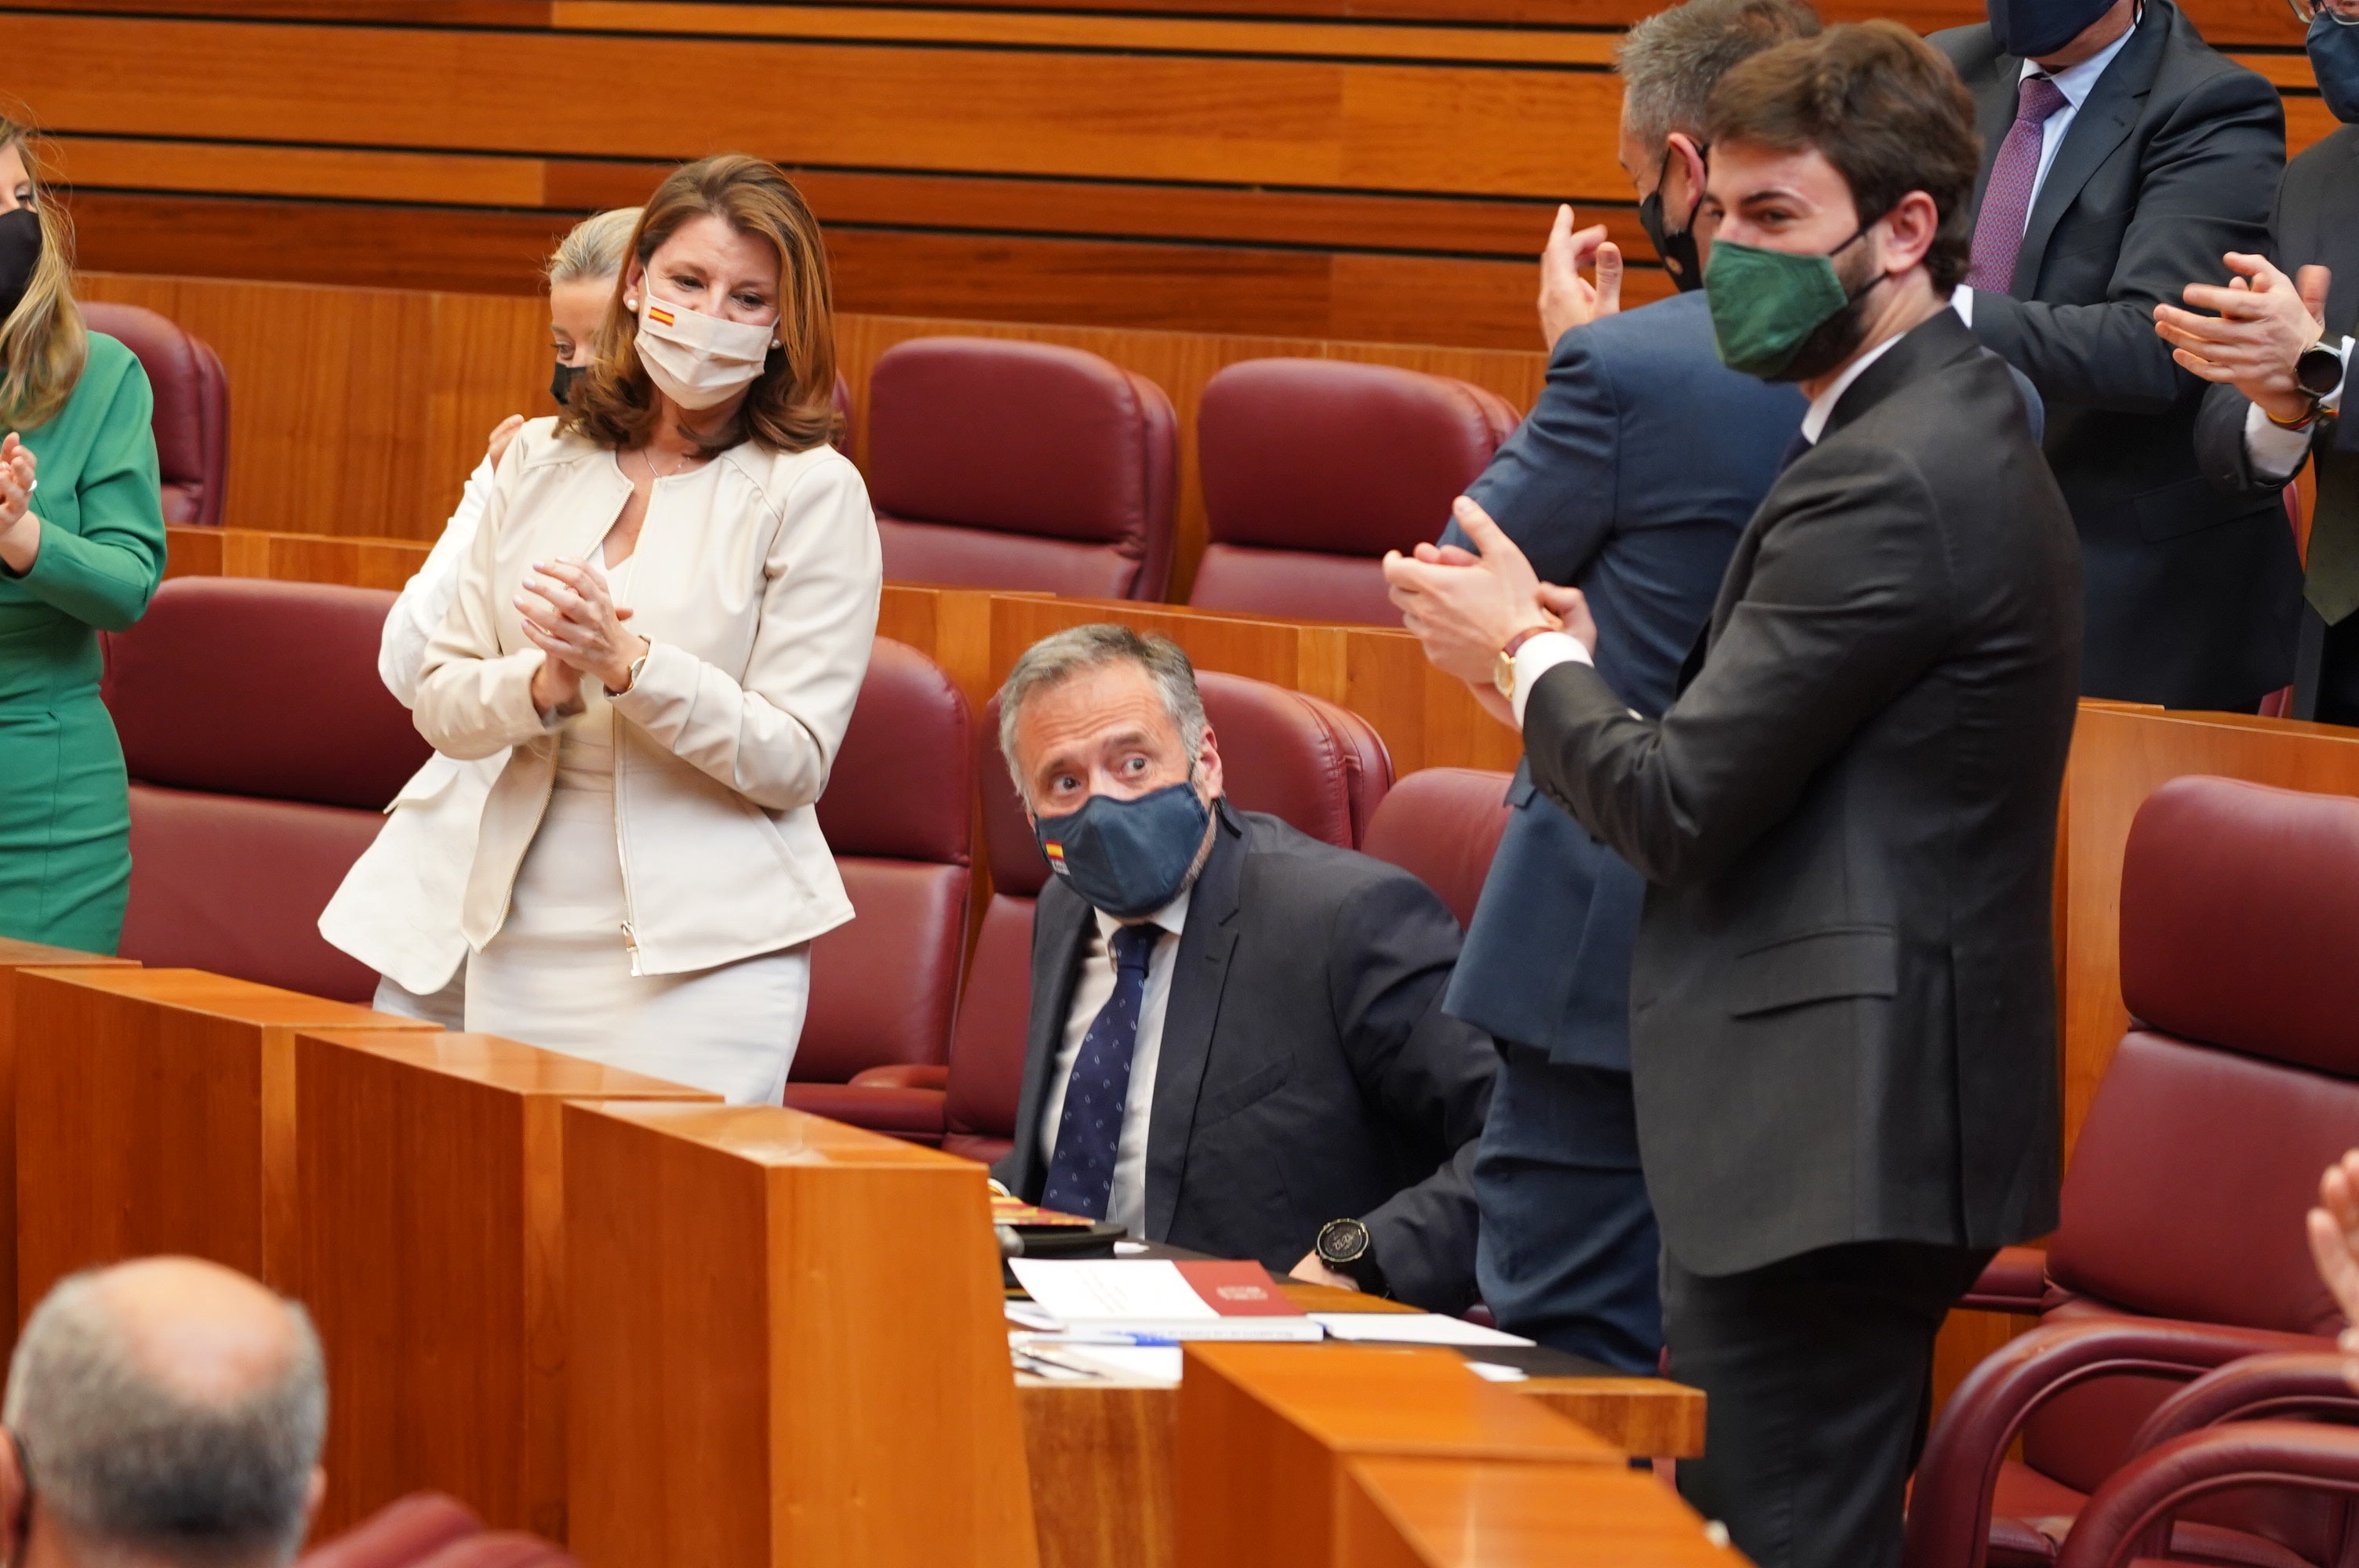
2152;253;2333;426
518;556;645;715
1537;205;1623;350
0;432;41;575
2308;1150;2359;1390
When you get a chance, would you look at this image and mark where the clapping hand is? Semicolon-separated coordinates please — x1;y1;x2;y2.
2153;253;2332;426
1384;496;1591;728
2307;1149;2359;1389
0;432;39;574
518;557;644;713
1538;205;1622;350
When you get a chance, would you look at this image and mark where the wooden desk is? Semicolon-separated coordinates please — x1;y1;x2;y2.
13;968;434;1313
294;1031;719;1542
562;1102;1038;1568
0;940;138;1363
1339;1456;1747;1567
1176;1342;1616;1568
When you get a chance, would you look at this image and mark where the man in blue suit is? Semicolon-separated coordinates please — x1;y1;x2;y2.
1427;0;1816;1372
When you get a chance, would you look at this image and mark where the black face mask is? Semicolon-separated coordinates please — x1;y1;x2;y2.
550;360;583;407
0;208;42;325
1986;0;2119;60
1637;143;1705;293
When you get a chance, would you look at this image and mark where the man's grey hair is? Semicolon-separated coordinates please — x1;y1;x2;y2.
997;623;1209;798
5;1271;327;1566
1618;0;1823;151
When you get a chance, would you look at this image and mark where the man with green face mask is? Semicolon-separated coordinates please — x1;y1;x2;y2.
1385;22;2080;1568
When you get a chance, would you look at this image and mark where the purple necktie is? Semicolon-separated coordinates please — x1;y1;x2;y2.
1966;74;2070;296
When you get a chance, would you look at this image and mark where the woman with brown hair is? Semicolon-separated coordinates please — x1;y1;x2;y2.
0;118;166;954
413;155;879;1103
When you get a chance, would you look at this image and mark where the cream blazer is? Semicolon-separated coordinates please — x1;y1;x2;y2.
413;418;881;977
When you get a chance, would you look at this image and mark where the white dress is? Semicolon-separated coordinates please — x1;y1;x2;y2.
463;550;812;1105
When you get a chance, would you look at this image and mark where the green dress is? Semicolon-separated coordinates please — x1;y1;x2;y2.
0;332;165;953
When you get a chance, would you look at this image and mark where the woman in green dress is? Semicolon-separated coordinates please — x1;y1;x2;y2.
0;120;167;954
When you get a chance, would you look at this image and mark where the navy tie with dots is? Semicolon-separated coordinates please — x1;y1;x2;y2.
1040;923;1160;1221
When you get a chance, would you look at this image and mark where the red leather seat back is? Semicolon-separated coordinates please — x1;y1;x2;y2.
1194;670;1391;850
298;1493;482;1568
866;337;1178;600
2023;777;2359;1503
942;894;1034;1165
1359;768;1514;930
795;639;972;1084
84;301;229;528
102;578;428;1003
1190;358;1518;626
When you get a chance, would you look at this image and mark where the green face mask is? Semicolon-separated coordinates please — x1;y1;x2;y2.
1704;227;1874;381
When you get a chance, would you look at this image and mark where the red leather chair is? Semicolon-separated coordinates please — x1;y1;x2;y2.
83;301;229;528
1359;767;1514;930
780;639;972;1122
1188;358;1518;625
298;1494;482;1568
102;578;428;1003
813;669;1392;1153
1907;775;2359;1568
865;337;1177;599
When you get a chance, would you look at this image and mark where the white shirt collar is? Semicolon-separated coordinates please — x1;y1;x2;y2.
2018;5;2139;109
1800;331;1906;445
1094;883;1192;945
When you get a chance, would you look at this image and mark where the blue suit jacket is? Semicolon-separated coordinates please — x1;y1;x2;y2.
1441;290;1803;1069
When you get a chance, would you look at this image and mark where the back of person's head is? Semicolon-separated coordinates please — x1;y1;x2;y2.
0;111;84;430
2;1258;327;1568
1616;0;1821;147
1703;20;1981;292
568;153;839;456
545;206;641;288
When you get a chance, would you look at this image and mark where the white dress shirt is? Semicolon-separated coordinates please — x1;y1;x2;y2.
1952;13;2142;327
2243;337;2353;483
1507;334;1906;727
1038;887;1192;1236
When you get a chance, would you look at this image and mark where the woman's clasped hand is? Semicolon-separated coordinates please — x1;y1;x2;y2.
518;556;642;712
0;430;39;570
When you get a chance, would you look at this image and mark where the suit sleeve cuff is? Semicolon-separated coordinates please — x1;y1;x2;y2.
2245;397;2317;483
1510;632;1594;729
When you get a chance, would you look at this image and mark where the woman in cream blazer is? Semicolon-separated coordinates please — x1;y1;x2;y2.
412;156;878;1103
320;207;641;1028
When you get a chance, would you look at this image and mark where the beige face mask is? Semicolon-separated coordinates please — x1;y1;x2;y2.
632;293;777;410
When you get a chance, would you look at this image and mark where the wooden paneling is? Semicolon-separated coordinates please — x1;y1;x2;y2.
1338;1456;1744;1566
13;3;2316;351
0;942;137;1364
562;1101;1038;1568
12;969;434;1313
295;1032;717;1542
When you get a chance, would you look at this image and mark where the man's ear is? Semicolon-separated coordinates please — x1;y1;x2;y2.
0;1428;31;1565
302;1468;326;1536
1195;724;1225;802
1665;132;1708;217
1878;190;1941;279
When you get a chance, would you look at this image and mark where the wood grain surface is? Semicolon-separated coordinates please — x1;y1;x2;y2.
294;1031;717;1542
7;2;2322;349
1339;1455;1745;1566
0;942;136;1365
12;969;434;1316
562;1102;1038;1568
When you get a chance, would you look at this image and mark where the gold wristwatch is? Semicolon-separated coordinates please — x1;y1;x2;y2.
1492;626;1552;699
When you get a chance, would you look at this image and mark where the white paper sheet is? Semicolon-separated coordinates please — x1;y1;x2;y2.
1309;1312;1536;1348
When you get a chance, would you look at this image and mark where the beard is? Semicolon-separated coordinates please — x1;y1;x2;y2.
1772;243;1883;384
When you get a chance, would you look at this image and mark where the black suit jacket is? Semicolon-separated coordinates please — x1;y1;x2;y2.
991;804;1496;1311
1523;312;2080;1278
1934;1;2299;710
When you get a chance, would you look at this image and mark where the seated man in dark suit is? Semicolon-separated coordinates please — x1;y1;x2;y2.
989;623;1496;1313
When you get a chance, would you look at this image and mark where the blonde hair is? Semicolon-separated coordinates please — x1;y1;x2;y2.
565;155;839;456
547;206;640;287
0;115;83;430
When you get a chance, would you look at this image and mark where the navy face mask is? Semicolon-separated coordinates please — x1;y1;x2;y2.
1034;779;1211;920
2312;9;2359;125
1987;0;2118;59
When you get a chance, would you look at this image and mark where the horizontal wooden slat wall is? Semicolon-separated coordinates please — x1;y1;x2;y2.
5;2;2325;354
75;270;1547;591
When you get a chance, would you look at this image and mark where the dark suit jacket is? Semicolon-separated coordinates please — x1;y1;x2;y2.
2195;125;2359;668
1522;312;2080;1277
1435;290;1804;1069
1934;0;2299;710
991;803;1496;1311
